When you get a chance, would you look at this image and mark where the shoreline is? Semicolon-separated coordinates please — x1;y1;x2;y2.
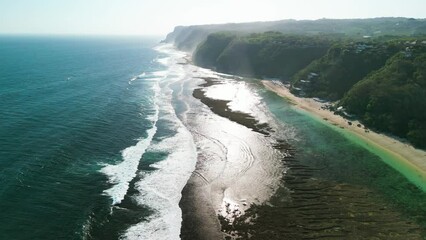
169;41;426;238
262;80;426;191
180;75;284;240
181;71;426;239
193;77;271;135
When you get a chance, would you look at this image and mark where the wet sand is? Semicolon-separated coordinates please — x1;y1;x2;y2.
180;77;283;240
180;76;425;240
262;80;426;191
193;78;271;135
224;140;425;239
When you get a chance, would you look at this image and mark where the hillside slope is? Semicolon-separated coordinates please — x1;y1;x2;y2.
166;19;426;148
341;44;426;148
291;41;402;100
194;32;333;78
164;18;426;52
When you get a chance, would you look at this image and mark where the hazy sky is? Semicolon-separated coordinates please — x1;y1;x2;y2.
0;0;425;36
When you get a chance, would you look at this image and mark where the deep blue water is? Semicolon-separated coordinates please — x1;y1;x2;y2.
0;36;162;239
2;35;426;240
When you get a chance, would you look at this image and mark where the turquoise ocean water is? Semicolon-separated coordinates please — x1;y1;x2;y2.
0;36;167;239
1;36;426;240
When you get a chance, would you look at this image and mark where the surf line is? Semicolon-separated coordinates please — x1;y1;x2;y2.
100;83;160;205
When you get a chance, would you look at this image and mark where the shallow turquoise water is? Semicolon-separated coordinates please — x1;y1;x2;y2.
1;36;425;239
259;86;426;229
0;36;163;239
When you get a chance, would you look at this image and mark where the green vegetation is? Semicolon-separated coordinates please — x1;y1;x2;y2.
167;18;426;238
342;44;426;148
175;18;426;148
292;41;400;100
192;32;237;68
191;32;426;149
164;18;426;51
194;32;333;78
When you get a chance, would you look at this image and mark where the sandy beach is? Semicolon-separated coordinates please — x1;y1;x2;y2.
262;80;426;190
163;44;426;239
181;74;426;239
177;66;286;239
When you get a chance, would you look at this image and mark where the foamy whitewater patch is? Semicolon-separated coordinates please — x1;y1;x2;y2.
123;121;197;240
101;125;157;205
133;72;147;80
122;44;197;239
154;44;187;63
101;79;161;205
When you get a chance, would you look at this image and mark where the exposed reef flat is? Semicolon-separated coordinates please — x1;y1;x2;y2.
181;76;425;239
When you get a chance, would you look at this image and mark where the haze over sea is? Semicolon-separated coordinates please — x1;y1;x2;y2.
1;35;426;240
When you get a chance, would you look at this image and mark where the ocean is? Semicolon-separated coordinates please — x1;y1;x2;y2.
1;36;426;240
0;36;196;239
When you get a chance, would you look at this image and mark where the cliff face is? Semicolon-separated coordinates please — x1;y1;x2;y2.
163;26;210;52
164;18;426;149
162;22;285;52
193;32;333;79
163;26;185;44
164;18;426;52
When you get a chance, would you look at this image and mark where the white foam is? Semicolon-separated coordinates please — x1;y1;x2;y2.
123;123;197;240
101;81;160;205
121;44;197;240
152;70;169;77
156;57;170;66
